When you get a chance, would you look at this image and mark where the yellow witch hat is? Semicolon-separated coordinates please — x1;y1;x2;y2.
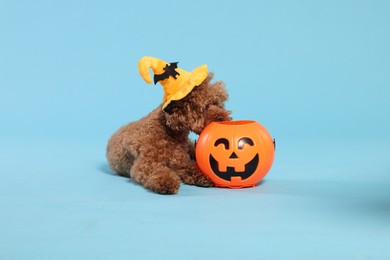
138;56;208;110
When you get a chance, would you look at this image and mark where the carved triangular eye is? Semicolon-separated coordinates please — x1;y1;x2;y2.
238;137;254;150
214;138;229;149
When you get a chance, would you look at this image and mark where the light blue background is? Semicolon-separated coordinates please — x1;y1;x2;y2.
1;1;389;259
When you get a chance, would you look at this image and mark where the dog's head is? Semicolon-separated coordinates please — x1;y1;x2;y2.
163;73;231;135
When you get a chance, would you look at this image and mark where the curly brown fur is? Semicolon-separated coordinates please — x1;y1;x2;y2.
106;73;231;194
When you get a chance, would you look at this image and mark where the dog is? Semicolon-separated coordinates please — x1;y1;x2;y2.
106;57;231;194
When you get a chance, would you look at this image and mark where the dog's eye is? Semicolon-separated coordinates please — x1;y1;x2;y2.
215;116;224;122
163;105;175;114
164;101;183;114
209;101;223;109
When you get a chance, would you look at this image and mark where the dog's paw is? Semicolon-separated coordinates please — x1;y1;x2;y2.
146;173;181;194
180;171;214;187
193;173;215;187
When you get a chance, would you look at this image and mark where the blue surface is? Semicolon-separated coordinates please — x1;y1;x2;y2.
1;1;390;259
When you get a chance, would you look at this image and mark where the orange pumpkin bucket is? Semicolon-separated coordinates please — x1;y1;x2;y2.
195;120;275;188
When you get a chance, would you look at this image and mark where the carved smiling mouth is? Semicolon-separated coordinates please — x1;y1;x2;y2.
209;154;259;181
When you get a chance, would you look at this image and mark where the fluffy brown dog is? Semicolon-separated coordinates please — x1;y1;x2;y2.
106;73;231;194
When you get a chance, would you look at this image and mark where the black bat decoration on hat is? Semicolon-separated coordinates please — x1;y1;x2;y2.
154;62;180;84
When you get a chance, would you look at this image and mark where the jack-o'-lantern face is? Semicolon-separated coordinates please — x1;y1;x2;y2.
196;120;274;188
209;137;259;181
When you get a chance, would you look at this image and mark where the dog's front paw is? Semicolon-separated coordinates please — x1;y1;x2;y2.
181;169;214;187
193;173;215;187
146;172;181;194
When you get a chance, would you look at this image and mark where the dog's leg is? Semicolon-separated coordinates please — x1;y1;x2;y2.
178;162;214;187
106;133;135;177
169;148;214;187
186;139;196;160
130;157;181;194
